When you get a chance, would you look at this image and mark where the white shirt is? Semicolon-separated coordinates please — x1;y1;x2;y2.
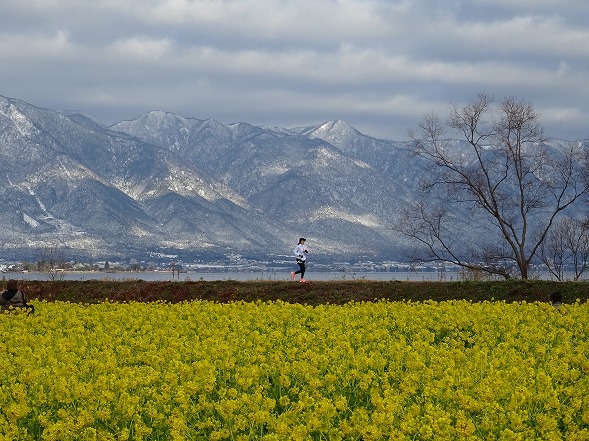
293;243;308;261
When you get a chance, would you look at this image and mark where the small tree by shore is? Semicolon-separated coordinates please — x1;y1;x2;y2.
37;245;67;281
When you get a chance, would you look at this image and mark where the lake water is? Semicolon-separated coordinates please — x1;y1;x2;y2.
6;270;456;282
5;270;582;282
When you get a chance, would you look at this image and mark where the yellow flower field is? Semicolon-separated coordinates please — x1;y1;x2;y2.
1;299;588;440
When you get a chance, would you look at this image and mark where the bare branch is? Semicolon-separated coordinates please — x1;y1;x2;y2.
399;93;589;279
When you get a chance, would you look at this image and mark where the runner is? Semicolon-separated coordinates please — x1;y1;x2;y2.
291;237;309;283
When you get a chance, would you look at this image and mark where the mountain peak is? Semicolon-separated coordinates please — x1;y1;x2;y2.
295;120;358;137
296;120;364;150
319;120;358;133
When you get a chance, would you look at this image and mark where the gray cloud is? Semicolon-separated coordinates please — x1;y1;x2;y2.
1;0;588;140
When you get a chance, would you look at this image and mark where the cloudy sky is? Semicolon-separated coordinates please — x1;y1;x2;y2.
1;0;588;141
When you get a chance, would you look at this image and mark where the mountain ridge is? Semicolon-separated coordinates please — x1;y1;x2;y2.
2;94;586;264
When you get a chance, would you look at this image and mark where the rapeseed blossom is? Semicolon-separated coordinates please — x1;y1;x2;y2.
1;299;588;440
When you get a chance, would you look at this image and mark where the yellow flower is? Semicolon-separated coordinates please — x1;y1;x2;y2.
1;299;588;439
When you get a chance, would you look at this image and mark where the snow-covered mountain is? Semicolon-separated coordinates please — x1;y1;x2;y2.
0;95;433;261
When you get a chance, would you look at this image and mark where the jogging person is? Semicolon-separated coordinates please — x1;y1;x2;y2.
291;237;309;282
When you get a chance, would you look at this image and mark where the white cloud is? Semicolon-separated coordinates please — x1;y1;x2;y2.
110;37;173;60
0;30;72;58
0;0;587;141
459;15;589;59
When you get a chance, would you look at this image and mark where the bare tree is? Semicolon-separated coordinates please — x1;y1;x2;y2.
398;93;589;279
38;244;67;281
539;219;567;281
540;217;589;280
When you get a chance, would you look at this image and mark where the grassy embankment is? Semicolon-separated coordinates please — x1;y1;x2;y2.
15;279;589;305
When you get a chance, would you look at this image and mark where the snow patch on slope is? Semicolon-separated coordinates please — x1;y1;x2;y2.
23;213;40;228
311;206;381;228
9;105;37;137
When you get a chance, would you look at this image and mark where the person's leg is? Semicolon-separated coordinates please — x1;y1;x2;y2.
292;261;303;280
295;262;305;275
